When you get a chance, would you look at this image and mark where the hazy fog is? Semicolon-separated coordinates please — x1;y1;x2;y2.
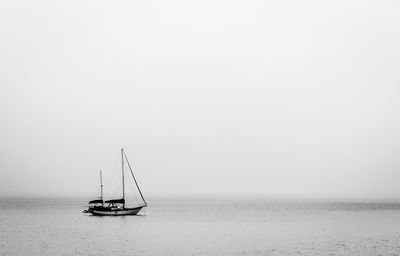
0;0;399;198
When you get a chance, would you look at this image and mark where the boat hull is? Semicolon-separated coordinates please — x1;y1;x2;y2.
90;206;144;216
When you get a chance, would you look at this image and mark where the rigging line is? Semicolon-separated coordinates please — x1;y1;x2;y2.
103;150;122;199
124;152;147;206
111;183;123;199
127;179;140;204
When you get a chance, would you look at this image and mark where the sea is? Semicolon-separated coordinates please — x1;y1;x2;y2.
1;197;400;256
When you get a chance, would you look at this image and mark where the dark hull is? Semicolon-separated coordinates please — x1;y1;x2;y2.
90;206;144;216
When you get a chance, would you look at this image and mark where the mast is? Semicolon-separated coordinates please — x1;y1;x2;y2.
121;148;125;208
124;151;147;207
100;170;104;206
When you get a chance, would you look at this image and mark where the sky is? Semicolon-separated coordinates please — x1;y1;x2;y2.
0;0;399;198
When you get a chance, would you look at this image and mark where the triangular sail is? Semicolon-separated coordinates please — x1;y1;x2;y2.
124;151;147;207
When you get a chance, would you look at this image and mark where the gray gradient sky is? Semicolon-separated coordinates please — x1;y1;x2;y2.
0;0;399;198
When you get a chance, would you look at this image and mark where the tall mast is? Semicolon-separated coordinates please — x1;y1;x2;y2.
100;170;104;206
121;148;125;208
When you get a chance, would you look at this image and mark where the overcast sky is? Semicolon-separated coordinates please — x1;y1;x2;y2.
0;0;399;198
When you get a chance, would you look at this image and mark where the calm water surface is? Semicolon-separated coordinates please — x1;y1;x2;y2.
1;197;400;255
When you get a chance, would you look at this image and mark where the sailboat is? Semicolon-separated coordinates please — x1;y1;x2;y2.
83;148;147;216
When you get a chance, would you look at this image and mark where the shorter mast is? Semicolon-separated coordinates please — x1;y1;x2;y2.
121;148;125;208
100;170;104;206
